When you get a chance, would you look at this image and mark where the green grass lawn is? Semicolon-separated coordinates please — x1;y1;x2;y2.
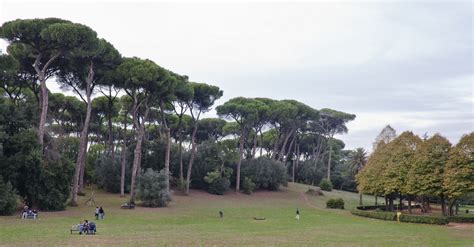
0;183;472;246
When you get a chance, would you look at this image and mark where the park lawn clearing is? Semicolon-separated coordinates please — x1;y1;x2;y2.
0;183;472;246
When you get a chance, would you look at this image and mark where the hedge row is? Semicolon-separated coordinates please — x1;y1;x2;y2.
399;214;448;225
351;208;449;225
446;216;474;223
356;205;386;211
350;209;396;221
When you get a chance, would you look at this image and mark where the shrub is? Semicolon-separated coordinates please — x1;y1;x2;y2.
0;177;17;215
204;170;230;195
399;214;448;225
319;179;333;191
136;168;171;207
306;188;324;196
351;209;396;221
326;198;344;209
240;157;287;191
447;216;474;223
242;177;256;195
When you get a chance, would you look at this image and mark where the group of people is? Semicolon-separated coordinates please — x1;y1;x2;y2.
77;219;96;234
94;206;105;220
21;206;38;219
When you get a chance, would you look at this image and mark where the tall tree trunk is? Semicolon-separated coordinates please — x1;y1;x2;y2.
385;196;388;211
178;135;184;186
278;129;294;161
359;193;363;206
185;125;198;195
236;131;245;191
33;53;61;149
129;100;149;204
164;126;171;193
37;71;48;148
375;195;378;205
71;64;93;206
120;121;128;197
292;139;297;182
440;194;446;216
271;130;281;160
283;134;296;163
259;130;264;157
327;137;333;181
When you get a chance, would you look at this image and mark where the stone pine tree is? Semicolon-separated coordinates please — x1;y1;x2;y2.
57;38;121;206
184;83;223;195
0;18;97;148
318;108;355;182
216;97;266;191
115;57;169;204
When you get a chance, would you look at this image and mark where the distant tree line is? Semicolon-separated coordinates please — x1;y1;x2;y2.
356;125;473;216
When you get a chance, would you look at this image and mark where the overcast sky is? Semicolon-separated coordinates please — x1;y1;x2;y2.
1;0;472;151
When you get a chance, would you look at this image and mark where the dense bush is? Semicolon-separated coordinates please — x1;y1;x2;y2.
242;177;256;195
319;179;333;191
0;129;74;211
447;216;474;223
351;209;397;221
0;177;17;215
204;169;231;195
136;168;171;207
240;157;287;191
399;214;448;225
306;187;324;196
326;198;344;209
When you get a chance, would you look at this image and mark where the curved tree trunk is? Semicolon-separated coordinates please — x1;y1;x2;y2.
236;130;246;191
164;126;171;193
178;135;184;185
120;121;128;197
283;134;296;163
185;125;198;195
278;129;294;161
71;64;93;206
129;100;149;204
327;137;333;181
33;53;60;149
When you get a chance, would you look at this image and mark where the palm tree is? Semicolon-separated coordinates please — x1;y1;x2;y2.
348;148;368;205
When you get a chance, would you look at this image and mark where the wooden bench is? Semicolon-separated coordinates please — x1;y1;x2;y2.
70;225;82;234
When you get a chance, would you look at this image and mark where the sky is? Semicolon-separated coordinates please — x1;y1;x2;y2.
0;0;472;151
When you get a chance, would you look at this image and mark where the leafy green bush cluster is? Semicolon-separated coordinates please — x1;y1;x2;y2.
399;214;448;225
240;157;287;191
351;209;397;221
326;198;344;209
136;168;171;207
204;168;232;195
319;179;333;191
306;187;324;196
242;177;256;195
446;216;474;223
0;177;17;215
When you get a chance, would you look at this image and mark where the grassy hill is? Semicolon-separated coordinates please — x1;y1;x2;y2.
0;183;472;246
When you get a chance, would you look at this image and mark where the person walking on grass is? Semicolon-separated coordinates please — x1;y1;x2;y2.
99;206;105;219
95;207;99;220
295;208;300;220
